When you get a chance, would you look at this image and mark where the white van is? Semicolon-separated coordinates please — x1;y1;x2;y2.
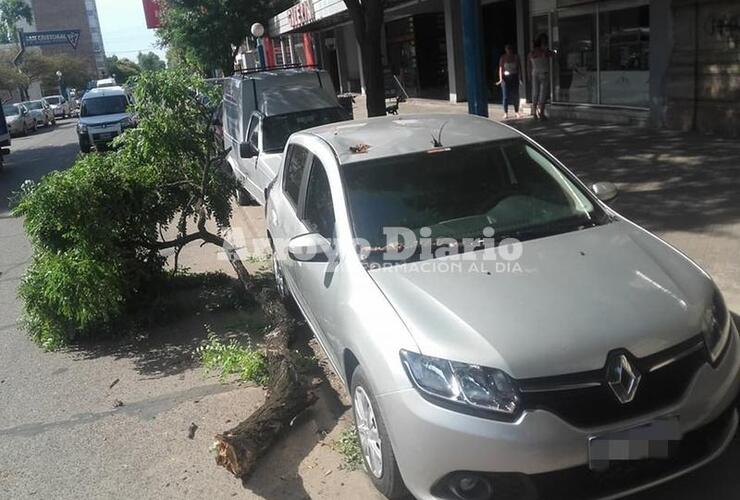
222;68;348;205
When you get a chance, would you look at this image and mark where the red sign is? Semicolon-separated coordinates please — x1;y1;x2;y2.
143;0;162;29
287;1;315;29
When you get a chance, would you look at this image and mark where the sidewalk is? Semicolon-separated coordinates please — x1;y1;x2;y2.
346;94;740;311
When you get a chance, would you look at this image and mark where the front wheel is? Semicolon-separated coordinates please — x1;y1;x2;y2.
272;253;289;300
351;366;409;499
79;141;92;154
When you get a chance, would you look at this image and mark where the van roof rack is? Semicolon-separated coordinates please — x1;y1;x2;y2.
236;63;318;76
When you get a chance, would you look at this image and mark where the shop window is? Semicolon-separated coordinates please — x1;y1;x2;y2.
555;6;597;104
599;4;649;106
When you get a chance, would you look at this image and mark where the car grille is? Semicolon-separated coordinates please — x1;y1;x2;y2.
517;335;708;428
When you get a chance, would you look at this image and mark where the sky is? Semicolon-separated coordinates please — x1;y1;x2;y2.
96;0;166;62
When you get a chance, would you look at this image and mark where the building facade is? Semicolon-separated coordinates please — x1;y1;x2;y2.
265;0;739;136
27;0;107;79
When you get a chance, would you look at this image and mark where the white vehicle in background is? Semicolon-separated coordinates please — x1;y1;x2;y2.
222;67;348;206
45;95;71;119
96;77;117;88
3;103;36;136
76;86;135;153
22;99;56;128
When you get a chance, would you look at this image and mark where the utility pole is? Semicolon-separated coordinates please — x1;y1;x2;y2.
461;0;488;117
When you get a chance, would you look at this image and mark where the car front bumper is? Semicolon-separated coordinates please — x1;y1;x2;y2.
378;321;740;500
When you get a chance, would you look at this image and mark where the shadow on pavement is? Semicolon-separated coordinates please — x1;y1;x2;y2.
0;141;80;213
511;121;740;235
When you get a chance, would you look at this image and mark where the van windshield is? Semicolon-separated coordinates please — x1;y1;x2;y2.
262;107;347;153
46;96;61;104
23;101;43;110
81;95;128;117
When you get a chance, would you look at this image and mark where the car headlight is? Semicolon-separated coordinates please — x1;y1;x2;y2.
400;350;519;418
77;123;88;134
702;289;732;364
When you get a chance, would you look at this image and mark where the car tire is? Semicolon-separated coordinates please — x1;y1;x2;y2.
32;121;38;132
350;366;410;500
272;252;289;300
79;142;92;154
21;124;27;136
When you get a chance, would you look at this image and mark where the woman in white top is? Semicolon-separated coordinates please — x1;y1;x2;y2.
496;44;522;120
529;34;553;120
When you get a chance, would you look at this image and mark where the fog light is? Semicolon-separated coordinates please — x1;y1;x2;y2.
449;473;493;500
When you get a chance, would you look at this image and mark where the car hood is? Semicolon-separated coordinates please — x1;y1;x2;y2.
79;113;130;126
368;220;713;379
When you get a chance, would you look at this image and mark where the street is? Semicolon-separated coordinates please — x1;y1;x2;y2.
1;119;739;499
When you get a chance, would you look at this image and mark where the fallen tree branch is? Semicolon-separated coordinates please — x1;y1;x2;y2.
148;204;318;479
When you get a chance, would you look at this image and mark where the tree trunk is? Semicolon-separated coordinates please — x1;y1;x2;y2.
213;291;319;477
346;0;387;117
155;225;318;479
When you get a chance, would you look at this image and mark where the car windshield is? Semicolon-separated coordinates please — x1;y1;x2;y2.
341;139;609;263
24;101;43;110
262;107;347;153
81;95;128;117
46;96;61;104
3;105;18;116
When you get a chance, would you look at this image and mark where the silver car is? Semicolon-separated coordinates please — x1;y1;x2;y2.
3;103;36;136
21;99;56;128
265;114;739;500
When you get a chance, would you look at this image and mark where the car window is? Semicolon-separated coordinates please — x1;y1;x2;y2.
283;145;310;208
247;115;260;149
303;157;335;239
3;105;18;116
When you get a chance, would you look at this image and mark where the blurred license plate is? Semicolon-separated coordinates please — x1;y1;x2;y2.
98;133;113;140
588;417;681;470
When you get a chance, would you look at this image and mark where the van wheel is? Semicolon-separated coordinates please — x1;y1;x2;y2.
236;186;252;206
350;366;409;499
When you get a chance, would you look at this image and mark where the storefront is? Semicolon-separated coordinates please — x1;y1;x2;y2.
261;0;738;135
530;0;651;118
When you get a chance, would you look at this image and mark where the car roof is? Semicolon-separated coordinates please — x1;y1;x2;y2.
301;114;521;165
83;86;127;99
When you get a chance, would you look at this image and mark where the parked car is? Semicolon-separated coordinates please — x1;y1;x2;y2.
3;103;36;136
45;95;71;119
223;67;348;206
22;99;56;128
76;86;135;153
266;114;740;500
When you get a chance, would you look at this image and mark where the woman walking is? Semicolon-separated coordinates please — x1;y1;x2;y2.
496;44;522;119
529;34;553;120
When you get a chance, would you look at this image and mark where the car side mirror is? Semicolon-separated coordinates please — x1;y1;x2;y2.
591;182;618;203
239;142;257;159
288;233;334;263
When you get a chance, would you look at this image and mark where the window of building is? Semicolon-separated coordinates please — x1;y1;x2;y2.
550;0;649;108
599;2;650;106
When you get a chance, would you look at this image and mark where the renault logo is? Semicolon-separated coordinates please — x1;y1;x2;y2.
607;354;641;404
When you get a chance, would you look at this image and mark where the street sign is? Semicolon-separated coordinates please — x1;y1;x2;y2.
22;30;81;50
143;0;162;29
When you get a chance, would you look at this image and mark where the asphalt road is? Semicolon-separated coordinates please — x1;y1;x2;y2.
0;120;738;500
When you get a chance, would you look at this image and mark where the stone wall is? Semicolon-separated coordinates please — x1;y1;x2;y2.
661;0;740;136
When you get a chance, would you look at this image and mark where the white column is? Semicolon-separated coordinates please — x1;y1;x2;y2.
357;41;366;95
288;35;295;64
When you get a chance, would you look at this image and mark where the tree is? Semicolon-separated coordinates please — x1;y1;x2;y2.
14;52;93;95
13;69;317;478
344;0;387;117
105;55;141;84
0;0;33;44
156;0;274;76
137;51;166;72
